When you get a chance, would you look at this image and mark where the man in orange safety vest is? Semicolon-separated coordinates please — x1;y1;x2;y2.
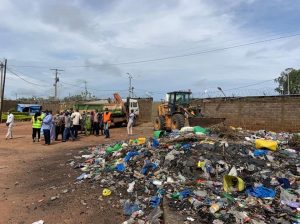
103;108;112;138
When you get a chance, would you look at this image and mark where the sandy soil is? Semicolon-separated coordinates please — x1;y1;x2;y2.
0;122;153;224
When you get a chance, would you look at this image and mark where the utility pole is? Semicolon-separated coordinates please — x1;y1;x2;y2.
0;59;7;122
83;81;89;100
127;73;134;98
287;73;290;95
50;68;63;100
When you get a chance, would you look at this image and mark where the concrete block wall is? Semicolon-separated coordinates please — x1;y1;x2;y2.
192;95;300;132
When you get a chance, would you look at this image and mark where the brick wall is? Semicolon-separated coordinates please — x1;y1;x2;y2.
191;95;300;132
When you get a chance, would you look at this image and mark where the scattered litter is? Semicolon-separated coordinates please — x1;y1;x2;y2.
69;127;300;223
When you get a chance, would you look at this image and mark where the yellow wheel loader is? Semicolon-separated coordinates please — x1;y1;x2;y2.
154;91;225;131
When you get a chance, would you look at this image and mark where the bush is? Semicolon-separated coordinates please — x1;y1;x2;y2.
1;113;32;122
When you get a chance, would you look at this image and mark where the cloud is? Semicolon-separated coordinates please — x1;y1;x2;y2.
0;0;300;99
84;59;122;77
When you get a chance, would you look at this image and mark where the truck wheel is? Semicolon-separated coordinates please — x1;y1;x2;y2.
171;114;185;130
154;116;166;130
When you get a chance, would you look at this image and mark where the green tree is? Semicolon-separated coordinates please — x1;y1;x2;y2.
275;68;300;95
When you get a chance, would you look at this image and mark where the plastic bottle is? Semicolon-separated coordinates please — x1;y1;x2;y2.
209;202;223;213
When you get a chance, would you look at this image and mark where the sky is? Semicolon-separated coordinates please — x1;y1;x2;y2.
0;0;300;100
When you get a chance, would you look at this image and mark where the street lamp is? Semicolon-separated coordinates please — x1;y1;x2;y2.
217;87;226;98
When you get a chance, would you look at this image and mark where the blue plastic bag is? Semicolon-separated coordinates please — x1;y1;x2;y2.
115;163;125;172
246;186;276;198
141;162;157;175
181;143;191;151
179;188;192;200
150;196;161;208
152;139;159;148
124;151;140;163
253;149;268;157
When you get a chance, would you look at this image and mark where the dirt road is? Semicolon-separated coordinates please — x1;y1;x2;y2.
0;122;153;224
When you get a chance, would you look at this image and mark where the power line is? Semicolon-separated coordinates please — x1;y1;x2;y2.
6;68;50;87
103;33;300;66
8;33;300;68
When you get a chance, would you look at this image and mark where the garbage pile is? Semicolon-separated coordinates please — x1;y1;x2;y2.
70;126;300;224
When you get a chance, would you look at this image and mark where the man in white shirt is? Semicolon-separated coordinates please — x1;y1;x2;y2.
71;109;82;139
6;111;14;140
127;110;136;135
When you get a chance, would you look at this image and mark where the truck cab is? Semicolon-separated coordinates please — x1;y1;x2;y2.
127;98;139;115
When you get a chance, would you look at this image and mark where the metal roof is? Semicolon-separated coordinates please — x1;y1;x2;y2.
17;104;41;107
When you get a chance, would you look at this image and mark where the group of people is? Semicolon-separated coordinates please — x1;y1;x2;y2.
4;108;118;145
5;108;136;145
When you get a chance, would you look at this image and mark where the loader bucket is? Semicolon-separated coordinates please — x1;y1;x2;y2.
188;117;226;127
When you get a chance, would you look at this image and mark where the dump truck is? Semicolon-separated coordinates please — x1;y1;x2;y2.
102;93;139;127
75;93;139;127
154;90;225;131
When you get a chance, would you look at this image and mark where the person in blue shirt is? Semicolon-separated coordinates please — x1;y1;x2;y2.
42;110;53;145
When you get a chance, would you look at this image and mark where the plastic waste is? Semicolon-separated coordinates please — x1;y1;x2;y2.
285;202;300;209
115;163;126;172
76;173;87;181
246;186;276;198
141;161;157;175
147;207;163;224
153;130;165;139
255;139;277;151
152;180;163;187
222;192;235;203
223;175;245;192
194;126;208;134
209;202;222;213
253;149;268;157
180;126;194;132
150;196;161;208
280;187;298;203
102;188;112;196
124;151;140;163
123;200;141;216
179;188;191;200
232;211;251;223
105;143;122;154
171;192;180;200
181;143;191;150
277;178;290;189
129;138;146;145
152;139;159;148
69;124;299;223
127;181;135;193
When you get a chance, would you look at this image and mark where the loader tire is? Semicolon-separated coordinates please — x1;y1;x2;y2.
154;116;166;130
171;114;185;130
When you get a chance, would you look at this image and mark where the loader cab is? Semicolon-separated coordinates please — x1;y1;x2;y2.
166;91;191;113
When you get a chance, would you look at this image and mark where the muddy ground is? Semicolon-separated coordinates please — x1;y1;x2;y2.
0;122;153;224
